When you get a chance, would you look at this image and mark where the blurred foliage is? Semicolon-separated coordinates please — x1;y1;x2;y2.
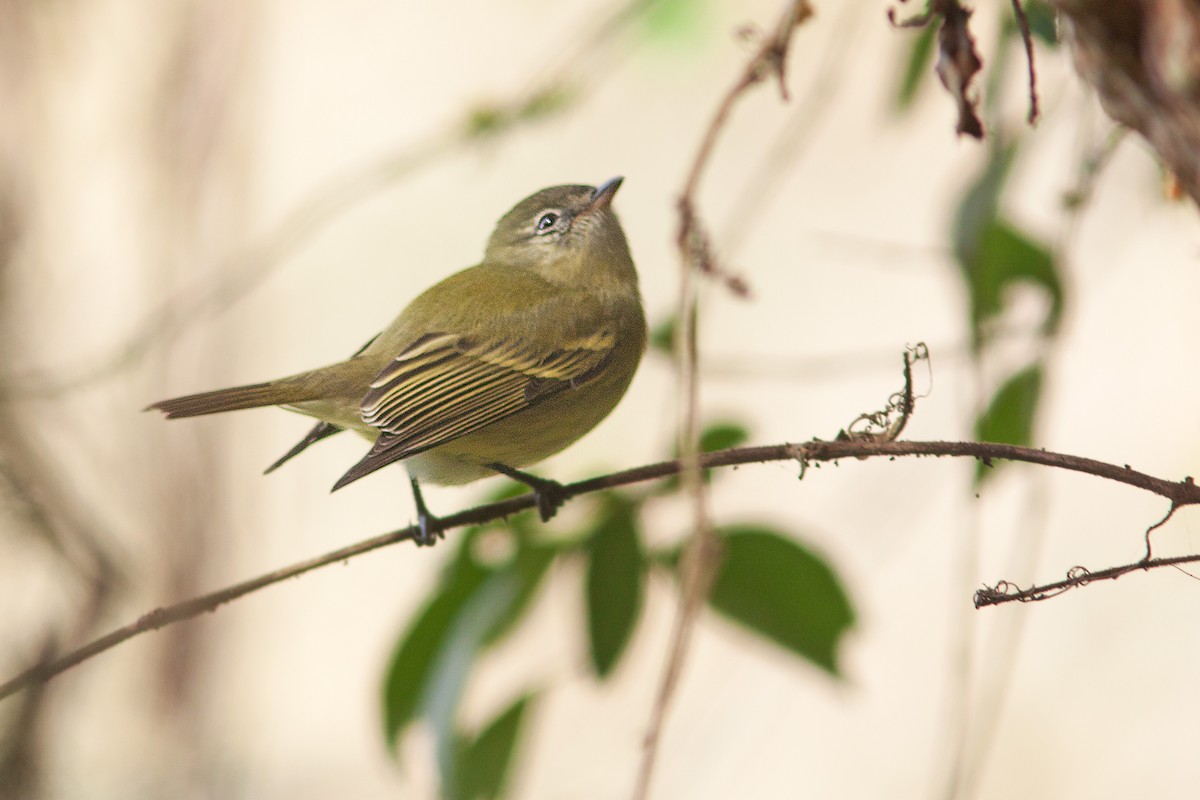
706;525;854;675
896;23;936;111
380;422;854;797
698;421;750;453
953;144;1062;349
377;4;1076;796
465;87;577;140
648;316;677;355
895;0;1058;114
891;0;1063;482
1013;0;1058;45
973;363;1043;484
585;493;645;678
949;116;1059;486
450;694;534;800
638;0;714;47
973;218;1062;335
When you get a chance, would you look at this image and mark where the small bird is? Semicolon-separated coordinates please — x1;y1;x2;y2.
148;178;646;545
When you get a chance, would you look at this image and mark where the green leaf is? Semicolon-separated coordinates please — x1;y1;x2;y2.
953;143;1017;271
706;525;855;676
648;316;676;355
647;545;680;570
586;494;644;678
974;363;1043;484
451;694;535;800
381;535;491;750
426;573;523;791
896;22;937;111
953;145;1064;348
969;220;1065;343
381;522;549;754
699;422;750;453
482;540;555;646
1022;0;1058;45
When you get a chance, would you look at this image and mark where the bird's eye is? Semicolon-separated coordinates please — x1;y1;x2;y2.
535;211;559;234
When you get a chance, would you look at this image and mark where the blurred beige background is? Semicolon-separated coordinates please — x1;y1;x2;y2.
2;0;1200;798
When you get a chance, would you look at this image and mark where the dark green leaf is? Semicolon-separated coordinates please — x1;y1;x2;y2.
699;421;750;453
647;546;680;570
452;694;535;800
960;215;1062;349
483;540;555;646
977;219;1063;335
896;23;937;111
706;525;855;676
648;316;676;355
953;144;1064;348
382;535;490;749
382;521;549;754
1023;0;1058;45
974;363;1043;484
426;573;524;791
953;143;1017;270
586;494;644;678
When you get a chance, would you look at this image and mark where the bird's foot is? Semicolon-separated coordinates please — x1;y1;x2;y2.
486;463;569;522
409;478;445;547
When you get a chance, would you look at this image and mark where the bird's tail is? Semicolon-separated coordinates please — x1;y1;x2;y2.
146;378;319;419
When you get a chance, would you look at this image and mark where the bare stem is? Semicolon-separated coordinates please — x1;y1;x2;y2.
634;2;815;798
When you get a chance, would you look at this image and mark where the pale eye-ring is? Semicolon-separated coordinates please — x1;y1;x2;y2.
535;211;559;234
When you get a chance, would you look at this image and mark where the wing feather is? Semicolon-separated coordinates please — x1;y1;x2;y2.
330;329;617;490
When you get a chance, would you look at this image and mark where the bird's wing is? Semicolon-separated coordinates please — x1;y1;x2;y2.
330;329;615;489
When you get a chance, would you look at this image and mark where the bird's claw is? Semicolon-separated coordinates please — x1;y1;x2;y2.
486;463;568;522
529;477;567;522
409;477;445;547
414;511;445;547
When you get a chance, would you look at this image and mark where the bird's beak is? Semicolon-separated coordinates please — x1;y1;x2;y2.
586;176;624;213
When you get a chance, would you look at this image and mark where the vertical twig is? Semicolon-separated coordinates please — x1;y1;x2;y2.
632;3;814;797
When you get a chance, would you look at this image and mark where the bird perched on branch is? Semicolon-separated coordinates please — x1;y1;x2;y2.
148;178;646;545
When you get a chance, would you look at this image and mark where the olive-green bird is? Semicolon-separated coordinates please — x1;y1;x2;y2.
148;178;646;545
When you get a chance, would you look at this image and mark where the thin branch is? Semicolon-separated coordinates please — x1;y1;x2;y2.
720;0;864;257
638;3;814;798
974;553;1200;607
1142;501;1181;560
1;437;1198;702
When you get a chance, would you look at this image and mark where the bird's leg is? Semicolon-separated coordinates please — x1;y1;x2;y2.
408;478;445;547
486;463;569;522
